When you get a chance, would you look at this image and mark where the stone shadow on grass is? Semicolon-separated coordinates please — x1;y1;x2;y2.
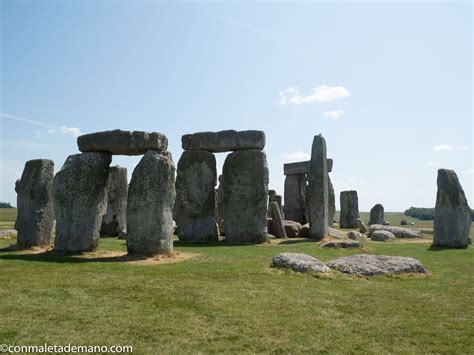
427;245;470;251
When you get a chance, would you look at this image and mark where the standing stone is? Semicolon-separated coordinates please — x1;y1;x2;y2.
100;166;128;238
53;153;111;252
356;218;368;234
127;150;176;255
222;149;268;244
268;190;284;219
328;176;335;227
283;174;307;224
15;159;55;247
269;201;287;238
216;175;224;223
307;135;328;240
340;191;359;228
174;150;218;243
369;204;384;225
433;169;472;248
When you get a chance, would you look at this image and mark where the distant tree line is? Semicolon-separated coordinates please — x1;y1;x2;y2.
404;207;474;221
0;202;14;208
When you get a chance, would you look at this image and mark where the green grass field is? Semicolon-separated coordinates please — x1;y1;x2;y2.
1;208;473;353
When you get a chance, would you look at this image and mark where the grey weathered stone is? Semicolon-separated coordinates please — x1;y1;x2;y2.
307;135;328;240
356;218;368;234
299;223;310;238
369;204;384;225
271;253;330;273
269;202;286;238
283;220;302;238
127;150;176;255
416;228;434;235
216;175;224;223
78;130;168;155
326;254;427;276
340;190;359;228
370;230;396;241
327;159;333;173
383;221;390;225
348;231;366;240
268;190;284;219
283;161;309;175
433;169;472;248
53;153;111;252
283;174;307;224
369;225;421;238
321;241;363;249
328;176;335;227
182;130;265;152
222;149;268;244
100;166;127;238
15;159;55;247
328;227;348;239
174;150;218;243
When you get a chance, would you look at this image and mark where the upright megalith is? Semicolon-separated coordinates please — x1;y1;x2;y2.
216;175;224;223
53;153;111;252
283;174;308;224
268;190;284;219
307;135;328;240
269;201;287;238
127;150;176;255
174;150;218;243
369;204;384;225
100;166;128;238
340;191;359;228
328;176;335;227
15;159;55;247
433;169;472;248
222;149;269;244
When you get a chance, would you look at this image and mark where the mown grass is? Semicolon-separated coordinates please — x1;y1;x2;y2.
1;208;473;353
0;208;17;230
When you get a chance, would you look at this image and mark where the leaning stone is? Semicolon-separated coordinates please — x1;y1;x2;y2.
100;166;128;238
174;150;218;243
269;202;286;238
370;230;396;241
433;169;472;248
127;150;176;255
369;225;421;238
222;149;268;244
270;253;330;273
78;129;168;155
53;153;111;252
283;220;302;238
326;254;427;276
182;130;265;153
15;159;55;247
369;204;384;225
307;135;329;240
321;241;363;249
283;161;309;175
283;174;307;224
340;190;359;228
328;227;348;239
268;191;284;220
348;231;366;240
356;218;368;234
328;176;335;227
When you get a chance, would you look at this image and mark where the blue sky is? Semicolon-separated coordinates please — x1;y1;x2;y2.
1;0;472;211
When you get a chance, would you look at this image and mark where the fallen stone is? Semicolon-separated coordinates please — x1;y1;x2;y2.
433;169;472;248
182;130;265;152
321;241;363;249
15;159;55;247
356;218;368;234
78;130;168;155
299;223;310;238
283;220;302;238
53;153;111;252
348;231;366;240
127;150;176;255
326;254;427;276
369;225;421;238
328;227;348;239
415;228;434;235
370;230;396;241
270;252;330;273
100;166;128;238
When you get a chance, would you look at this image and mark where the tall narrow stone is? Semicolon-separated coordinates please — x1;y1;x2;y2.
283;174;307;224
222;149;268;244
307;135;328;240
174;150;218;243
216;175;224;223
127;150;176;255
433;169;471;248
268;190;284;219
328;176;335;227
340;191;359;228
15;159;55;247
101;166;128;238
369;204;384;225
53;153;111;252
269;201;287;238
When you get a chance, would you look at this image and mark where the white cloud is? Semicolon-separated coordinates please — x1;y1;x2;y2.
432;144;469;153
0;112;82;138
278;85;351;106
281;150;311;163
425;161;440;167
322;109;345;119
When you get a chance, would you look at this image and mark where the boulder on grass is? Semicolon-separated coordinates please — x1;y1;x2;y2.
270;252;330;273
370;230;396;241
283;220;302;238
